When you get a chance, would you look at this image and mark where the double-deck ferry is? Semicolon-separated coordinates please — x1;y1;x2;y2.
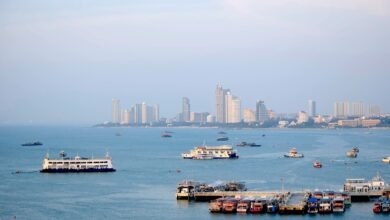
343;173;388;201
40;151;116;173
181;145;239;160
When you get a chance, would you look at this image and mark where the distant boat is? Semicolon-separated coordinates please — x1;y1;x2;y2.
218;131;227;135
284;148;304;158
262;134;266;137
217;137;229;141
382;156;390;163
236;142;261;147
313;161;322;168
161;133;172;138
346;149;358;158
21;142;43;146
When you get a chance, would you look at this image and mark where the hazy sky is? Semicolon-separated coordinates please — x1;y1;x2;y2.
0;0;389;125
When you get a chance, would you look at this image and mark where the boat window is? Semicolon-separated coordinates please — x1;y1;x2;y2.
64;162;69;164
87;162;92;164
49;162;53;164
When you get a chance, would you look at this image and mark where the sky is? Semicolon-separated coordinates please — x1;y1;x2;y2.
0;0;389;125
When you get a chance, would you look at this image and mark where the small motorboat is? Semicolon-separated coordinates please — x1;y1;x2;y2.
217;137;229;141
21;141;43;146
161;133;172;138
313;160;322;168
284;148;304;158
346;149;358;158
382;156;390;163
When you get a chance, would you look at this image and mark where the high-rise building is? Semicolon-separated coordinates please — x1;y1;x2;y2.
215;84;230;123
308;100;316;117
121;109;130;124
112;99;121;123
134;103;143;124
182;97;190;122
256;100;269;123
351;102;365;117
368;105;381;117
190;112;210;123
225;92;241;123
206;115;216;123
243;108;256;123
334;102;349;118
141;102;148;124
153;104;160;122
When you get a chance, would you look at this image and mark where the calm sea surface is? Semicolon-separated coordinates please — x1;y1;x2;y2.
0;126;389;219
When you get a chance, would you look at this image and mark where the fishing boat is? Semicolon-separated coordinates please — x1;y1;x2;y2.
217;137;229;141
21;141;43;146
266;200;279;213
332;197;345;213
313;191;323;199
222;198;239;213
237;199;252;213
307;198;319;214
318;198;332;214
341;193;352;206
209;198;227;213
373;197;390;213
284;148;304;158
313;161;322;168
181;145;239;160
323;191;335;199
382;156;390;163
249;199;265;214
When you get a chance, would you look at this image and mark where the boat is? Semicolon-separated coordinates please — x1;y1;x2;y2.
343;173;388;201
373;196;390;213
222;198;239;213
341;193;352;206
217;137;229;141
382;156;390;163
161;133;172;138
176;180;200;200
40;151;115;173
323;191;335;199
237;199;252;213
236;142;261;147
218;131;227;135
307;198;319;214
313;161;322;168
209;198;227;213
312;191;323;199
332;197;345;213
284;148;304;158
352;147;359;153
266;199;279;213
318;198;332;214
249;199;265;214
21;141;43;146
181;145;239;159
346;149;358;158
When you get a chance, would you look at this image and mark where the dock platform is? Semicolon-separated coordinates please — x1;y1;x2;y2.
279;192;308;214
193;191;284;201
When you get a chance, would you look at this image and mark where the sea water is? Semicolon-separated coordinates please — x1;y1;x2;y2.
0;126;389;219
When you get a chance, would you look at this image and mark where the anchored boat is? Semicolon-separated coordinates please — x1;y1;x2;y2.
284;148;304;158
382;156;390;163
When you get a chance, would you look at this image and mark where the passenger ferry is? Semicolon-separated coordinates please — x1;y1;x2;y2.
343;173;388;201
181;145;239;160
40;151;115;173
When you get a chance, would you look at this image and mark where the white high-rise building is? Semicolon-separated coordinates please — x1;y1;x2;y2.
141;102;148;124
256;100;269;123
351;102;365;117
308;100;316;117
297;111;309;124
334;102;349;118
121;109;130;124
112;99;121;123
225;92;241;123
182;97;190;122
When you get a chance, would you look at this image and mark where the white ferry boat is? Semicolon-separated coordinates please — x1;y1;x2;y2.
40;151;116;173
181;145;238;159
343;173;388;201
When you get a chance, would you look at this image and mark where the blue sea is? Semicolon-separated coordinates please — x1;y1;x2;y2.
0;126;389;219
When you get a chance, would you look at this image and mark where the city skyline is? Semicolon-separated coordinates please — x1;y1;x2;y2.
1;1;390;125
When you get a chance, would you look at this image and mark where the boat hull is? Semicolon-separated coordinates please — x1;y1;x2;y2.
40;168;116;173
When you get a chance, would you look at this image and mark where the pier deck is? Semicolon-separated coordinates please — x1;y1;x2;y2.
279;192;308;214
193;191;284;201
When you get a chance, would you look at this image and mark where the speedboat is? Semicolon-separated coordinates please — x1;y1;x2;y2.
284;148;304;158
346;149;358;158
313;161;322;168
382;156;390;163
